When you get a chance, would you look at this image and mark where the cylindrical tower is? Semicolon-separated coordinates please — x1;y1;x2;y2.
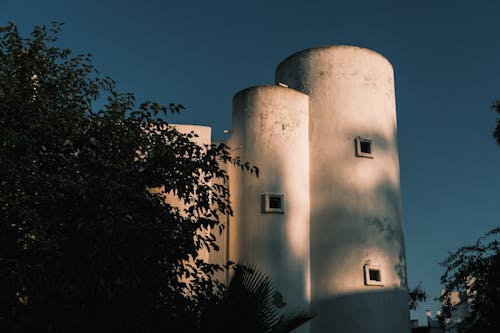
228;85;310;323
275;46;410;333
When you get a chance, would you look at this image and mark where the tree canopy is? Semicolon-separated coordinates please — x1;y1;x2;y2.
439;228;500;333
408;283;427;311
492;100;500;145
0;21;313;333
0;22;244;332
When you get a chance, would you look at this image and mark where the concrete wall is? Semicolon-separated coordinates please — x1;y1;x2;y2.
275;46;410;333
227;86;311;326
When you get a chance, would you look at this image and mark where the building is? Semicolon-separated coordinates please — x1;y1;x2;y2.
410;291;472;333
178;45;410;333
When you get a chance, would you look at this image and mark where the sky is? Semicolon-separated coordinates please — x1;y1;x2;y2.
2;0;499;325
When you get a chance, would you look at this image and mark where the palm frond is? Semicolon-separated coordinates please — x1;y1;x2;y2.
221;264;313;333
269;307;314;333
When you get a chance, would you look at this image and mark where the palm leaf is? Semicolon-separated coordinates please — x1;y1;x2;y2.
201;264;313;333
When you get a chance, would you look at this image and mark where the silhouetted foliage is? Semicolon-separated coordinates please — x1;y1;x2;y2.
200;264;314;333
408;283;427;311
439;228;500;333
492;100;500;145
0;22;266;332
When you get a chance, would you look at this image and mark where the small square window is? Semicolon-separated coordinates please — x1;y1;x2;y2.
355;137;373;158
364;264;383;286
262;193;285;214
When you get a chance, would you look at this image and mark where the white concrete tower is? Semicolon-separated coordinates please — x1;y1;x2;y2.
227;86;311;328
275;46;410;333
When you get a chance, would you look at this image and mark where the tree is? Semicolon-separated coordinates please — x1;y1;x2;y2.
439;228;500;333
408;283;427;311
492;100;500;144
0;22;247;332
0;22;313;333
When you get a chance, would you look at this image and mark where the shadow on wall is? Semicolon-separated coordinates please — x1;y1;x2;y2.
228;161;310;311
306;124;409;332
222;52;409;331
312;288;410;333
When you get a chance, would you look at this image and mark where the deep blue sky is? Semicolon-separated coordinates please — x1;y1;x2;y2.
2;0;499;324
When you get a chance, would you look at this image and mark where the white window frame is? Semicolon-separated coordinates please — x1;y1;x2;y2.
364;264;384;286
262;193;285;214
355;137;374;158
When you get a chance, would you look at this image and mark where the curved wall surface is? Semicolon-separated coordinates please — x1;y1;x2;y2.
275;46;410;333
228;86;311;321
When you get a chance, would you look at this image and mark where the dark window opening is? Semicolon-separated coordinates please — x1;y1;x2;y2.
369;269;381;282
360;140;371;154
269;196;281;209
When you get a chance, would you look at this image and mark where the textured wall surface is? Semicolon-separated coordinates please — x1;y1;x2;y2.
228;86;311;329
276;46;409;333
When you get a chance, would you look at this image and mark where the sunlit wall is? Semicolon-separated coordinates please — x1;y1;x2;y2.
227;86;311;332
275;46;410;333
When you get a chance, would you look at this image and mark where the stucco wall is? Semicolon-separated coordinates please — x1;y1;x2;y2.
228;86;311;327
275;46;410;333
